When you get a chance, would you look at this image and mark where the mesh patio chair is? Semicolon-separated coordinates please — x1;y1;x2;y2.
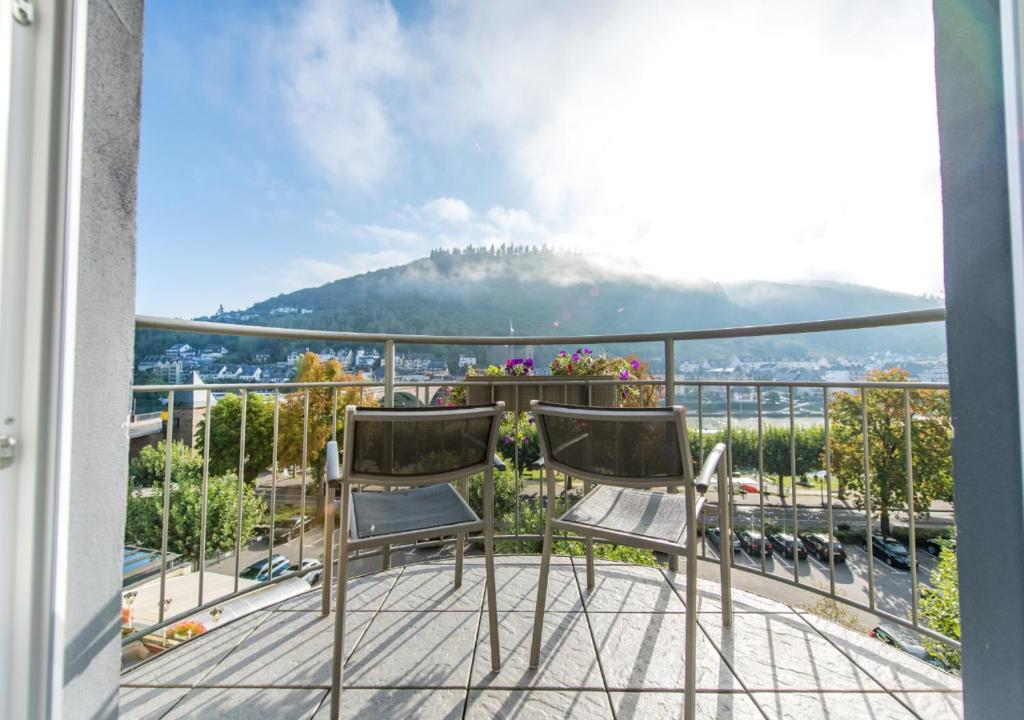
528;402;733;720
323;403;505;720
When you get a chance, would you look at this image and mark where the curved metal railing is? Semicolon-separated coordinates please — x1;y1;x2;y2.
123;308;956;654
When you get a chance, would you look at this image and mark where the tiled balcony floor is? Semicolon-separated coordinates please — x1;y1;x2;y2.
120;556;962;719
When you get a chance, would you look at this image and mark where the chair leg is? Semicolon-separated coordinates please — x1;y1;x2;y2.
455;477;467;589
455;532;465;589
329;491;350;720
322;496;333;617
668;485;680;573
684;545;698;720
484;526;500;672
481;468;500;671
583;479;595;591
529;514;555;668
585;536;595;591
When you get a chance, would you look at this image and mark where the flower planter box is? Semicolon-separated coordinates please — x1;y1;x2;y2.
464;376;617;413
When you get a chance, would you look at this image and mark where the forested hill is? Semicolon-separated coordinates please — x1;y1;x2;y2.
139;247;945;361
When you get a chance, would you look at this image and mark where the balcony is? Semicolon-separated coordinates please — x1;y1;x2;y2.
114;310;965;719
119;556;961;719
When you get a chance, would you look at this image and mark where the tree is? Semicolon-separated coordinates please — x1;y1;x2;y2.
920;545;960;668
195;392;275;483
277;353;375;489
125;441;265;559
129;441;203;487
829;369;952;536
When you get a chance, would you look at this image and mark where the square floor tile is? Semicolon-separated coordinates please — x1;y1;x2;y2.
198;611;374;688
162;687;325;719
798;613;961;692
313;688;465;719
119;686;189;719
121;612;271;687
472;611;603;690
588;612;741;691
278;569;401;612
699;613;883;692
343;610;478;688
751;691;920;720
573;562;684;612
465;689;613;719
664;569;796;613
494;562;583;612
891;691;963;719
380;562;485;611
609;691;764;720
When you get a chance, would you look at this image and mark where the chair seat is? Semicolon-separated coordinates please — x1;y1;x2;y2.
351;483;479;540
559;485;690;547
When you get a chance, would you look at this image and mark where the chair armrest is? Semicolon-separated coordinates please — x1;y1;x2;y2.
492;454;507;471
531;457;545;470
696;443;727;494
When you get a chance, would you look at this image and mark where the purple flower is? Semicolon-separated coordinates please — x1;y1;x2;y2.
503;434;513;444
560;351;567;357
630;359;640;370
571;353;580;362
528;417;535;424
583;347;592;354
619;369;631;380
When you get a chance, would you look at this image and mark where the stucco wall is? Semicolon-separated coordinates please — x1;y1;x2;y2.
63;1;143;717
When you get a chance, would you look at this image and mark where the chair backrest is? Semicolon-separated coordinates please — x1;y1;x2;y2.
531;401;695;488
341;403;505;486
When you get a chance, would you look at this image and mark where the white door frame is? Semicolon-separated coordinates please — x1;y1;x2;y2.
0;1;87;718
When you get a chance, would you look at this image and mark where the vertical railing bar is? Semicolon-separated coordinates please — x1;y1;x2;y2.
698;383;706;558
757;385;766;573
725;384;732;565
862;390;876;612
697;385;704;467
789;385;798;583
197;389;212;606
299;389;309;565
664;339;679;570
904;389;920;628
332;386;338;441
824;387;835;596
158;390;175;624
233;390;248;593
514;384;521;545
268;390;280;580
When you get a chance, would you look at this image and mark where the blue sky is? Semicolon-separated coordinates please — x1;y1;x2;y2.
137;1;944;318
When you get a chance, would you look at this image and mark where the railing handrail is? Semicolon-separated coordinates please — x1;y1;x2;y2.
131;378;950;393
135;307;946;346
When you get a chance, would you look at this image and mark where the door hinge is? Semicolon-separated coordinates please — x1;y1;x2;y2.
12;0;33;26
0;436;15;469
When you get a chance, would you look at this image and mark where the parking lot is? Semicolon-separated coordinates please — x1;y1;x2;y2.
697;524;939;621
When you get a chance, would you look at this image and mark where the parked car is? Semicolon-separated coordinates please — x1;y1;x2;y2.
292;558;323;586
869;534;912;569
769;533;807;560
800;533;847;563
925;536;956;557
869;624;954;673
706;527;740;553
738;530;773;557
239;554;291;583
274;515;314;544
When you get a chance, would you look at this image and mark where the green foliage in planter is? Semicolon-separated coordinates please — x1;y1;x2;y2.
496;412;540;470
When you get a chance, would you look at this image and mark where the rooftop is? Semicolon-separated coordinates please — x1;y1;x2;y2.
119;556;961;720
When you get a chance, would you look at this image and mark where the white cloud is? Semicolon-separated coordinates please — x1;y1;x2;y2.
270;0;944;295
284;249;416;289
360;224;424;245
275;0;406;189
423;197;473;224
